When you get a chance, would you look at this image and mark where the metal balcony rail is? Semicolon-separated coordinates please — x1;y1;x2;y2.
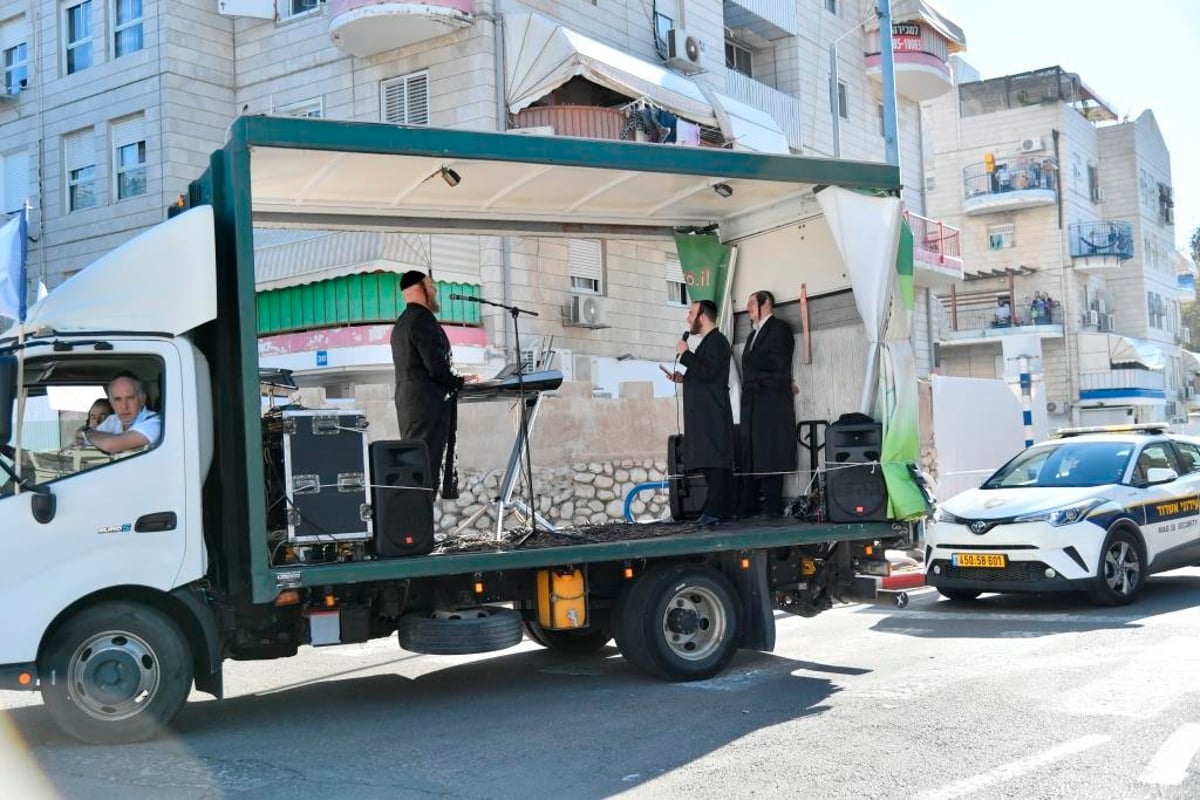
963;156;1057;199
1079;369;1165;392
904;210;961;265
945;293;1062;332
1069;220;1134;261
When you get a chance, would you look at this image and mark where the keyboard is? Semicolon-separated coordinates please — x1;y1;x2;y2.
459;368;564;402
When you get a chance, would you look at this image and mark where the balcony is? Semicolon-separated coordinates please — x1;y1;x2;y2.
1078;369;1166;407
723;71;801;151
939;287;1064;345
864;18;964;101
905;210;962;287
962;158;1057;216
511;106;626;141
1069;220;1133;271
723;0;797;39
328;0;473;58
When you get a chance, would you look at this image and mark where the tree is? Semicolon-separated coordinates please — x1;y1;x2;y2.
1186;226;1200;347
1192;226;1200;264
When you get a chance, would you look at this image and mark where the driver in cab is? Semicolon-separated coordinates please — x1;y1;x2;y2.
76;373;161;455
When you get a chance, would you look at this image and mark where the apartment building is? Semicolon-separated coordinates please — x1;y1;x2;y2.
924;64;1185;427
0;0;965;401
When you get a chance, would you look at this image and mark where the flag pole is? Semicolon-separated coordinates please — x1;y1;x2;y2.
11;205;28;491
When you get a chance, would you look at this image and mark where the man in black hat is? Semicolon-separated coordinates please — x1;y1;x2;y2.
391;271;468;495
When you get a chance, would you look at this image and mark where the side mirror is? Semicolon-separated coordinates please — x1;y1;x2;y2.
0;354;15;446
1146;467;1178;484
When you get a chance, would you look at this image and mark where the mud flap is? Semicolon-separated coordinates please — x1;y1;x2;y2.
719;551;775;652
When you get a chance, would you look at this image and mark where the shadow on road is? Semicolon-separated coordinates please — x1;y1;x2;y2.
862;571;1200;640
4;643;867;798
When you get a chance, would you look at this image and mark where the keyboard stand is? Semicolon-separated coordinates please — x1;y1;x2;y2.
452;393;560;540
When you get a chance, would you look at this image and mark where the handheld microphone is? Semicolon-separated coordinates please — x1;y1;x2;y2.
681;331;690;343
448;293;482;302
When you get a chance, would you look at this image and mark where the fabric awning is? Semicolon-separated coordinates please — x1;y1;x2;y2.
868;0;967;51
505;12;716;126
1108;334;1166;370
1183;350;1200;373
706;90;789;154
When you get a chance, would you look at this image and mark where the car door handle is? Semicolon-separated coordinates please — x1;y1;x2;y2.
135;512;177;533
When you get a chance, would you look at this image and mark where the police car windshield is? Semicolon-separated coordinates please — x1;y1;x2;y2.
982;441;1134;489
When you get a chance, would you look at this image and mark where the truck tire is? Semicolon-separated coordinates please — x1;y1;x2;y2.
397;607;524;655
39;601;193;744
613;564;741;682
523;619;612;655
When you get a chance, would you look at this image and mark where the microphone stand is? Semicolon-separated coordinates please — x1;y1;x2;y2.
467;295;541;539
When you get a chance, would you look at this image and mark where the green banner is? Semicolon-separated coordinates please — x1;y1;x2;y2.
673;233;731;311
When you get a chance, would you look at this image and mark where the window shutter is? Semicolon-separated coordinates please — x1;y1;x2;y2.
662;252;683;282
568;239;602;282
3;148;28;212
65;129;95;171
0;17;24;51
112;115;145;148
381;71;429;125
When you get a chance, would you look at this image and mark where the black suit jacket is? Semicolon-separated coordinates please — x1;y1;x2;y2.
740;315;797;472
679;329;735;469
390;304;463;439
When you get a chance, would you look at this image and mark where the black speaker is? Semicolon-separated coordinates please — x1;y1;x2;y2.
668;434;707;521
370;440;435;557
825;420;888;522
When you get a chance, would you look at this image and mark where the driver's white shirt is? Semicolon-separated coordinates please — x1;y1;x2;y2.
96;406;161;445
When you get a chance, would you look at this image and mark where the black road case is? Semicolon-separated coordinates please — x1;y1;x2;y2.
281;409;372;545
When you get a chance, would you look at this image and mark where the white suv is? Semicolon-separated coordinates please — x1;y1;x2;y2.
927;424;1200;605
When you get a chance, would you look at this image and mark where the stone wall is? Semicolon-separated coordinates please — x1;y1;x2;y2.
435;459;671;536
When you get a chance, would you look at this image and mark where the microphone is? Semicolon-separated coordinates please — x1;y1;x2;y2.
681;331;690;343
448;293;482;303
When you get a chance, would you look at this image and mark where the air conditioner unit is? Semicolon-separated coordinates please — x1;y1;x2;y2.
665;28;703;73
1046;399;1066;414
1104;314;1115;331
1019;136;1044;153
1087;309;1099;326
1183;328;1192;344
563;295;610;329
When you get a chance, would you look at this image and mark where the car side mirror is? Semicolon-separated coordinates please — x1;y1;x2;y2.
0;354;15;446
1146;467;1178;484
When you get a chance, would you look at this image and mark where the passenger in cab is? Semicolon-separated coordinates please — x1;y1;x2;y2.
78;373;161;455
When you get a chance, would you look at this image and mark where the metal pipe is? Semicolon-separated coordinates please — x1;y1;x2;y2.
1051;127;1077;423
878;0;900;166
829;45;840;158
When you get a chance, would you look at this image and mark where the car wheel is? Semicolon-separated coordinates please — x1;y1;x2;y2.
1089;529;1145;606
937;588;981;602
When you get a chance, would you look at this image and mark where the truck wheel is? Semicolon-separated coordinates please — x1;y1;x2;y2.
39;601;193;744
397;607;524;655
614;564;741;682
523;619;612;655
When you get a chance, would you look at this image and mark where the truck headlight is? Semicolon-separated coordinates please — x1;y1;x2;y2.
1013;498;1105;527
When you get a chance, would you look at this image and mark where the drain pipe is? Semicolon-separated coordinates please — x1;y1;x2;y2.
1051;128;1078;424
490;0;514;354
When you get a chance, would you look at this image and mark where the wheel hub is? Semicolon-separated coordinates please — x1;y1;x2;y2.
68;632;160;721
660;587;726;662
666;606;701;635
82;648;142;705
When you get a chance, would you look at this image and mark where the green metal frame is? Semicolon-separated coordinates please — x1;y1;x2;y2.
199;116;902;605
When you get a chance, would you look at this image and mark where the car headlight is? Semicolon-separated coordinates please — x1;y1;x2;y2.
933;507;963;524
1012;497;1106;527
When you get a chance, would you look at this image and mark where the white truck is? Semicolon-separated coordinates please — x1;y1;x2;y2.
0;116;924;743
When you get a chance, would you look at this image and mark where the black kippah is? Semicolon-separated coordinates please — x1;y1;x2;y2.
399;270;428;291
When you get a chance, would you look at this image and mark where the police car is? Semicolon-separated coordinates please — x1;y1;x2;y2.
927;424;1200;605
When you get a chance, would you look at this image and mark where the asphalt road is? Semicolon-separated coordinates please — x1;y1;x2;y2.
4;569;1200;800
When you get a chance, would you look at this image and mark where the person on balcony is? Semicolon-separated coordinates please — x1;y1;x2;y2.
993;297;1012;327
1030;293;1047;325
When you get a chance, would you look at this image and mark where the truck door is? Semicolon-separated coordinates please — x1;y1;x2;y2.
0;341;190;667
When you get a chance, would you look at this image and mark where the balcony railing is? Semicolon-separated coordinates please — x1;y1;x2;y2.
963;157;1058;214
1079;369;1165;394
723;0;797;38
723;71;801;152
1069;220;1134;261
905;210;962;280
942;289;1063;337
511;106;626;141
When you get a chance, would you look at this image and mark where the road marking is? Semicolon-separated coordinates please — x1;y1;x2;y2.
1139;723;1200;785
857;608;1138;626
915;735;1110;800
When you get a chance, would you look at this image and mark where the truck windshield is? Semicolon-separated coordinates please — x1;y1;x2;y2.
981;441;1134;489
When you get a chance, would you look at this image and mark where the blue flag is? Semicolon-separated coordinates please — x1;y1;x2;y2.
0;208;28;323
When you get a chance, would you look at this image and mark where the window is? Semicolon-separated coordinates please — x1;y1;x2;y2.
112;115;146;200
280;0;322;18
64;129;96;212
277;97;323;118
2;16;26;94
1158;182;1174;225
1134;442;1179;484
568;239;603;295
835;80;848;119
724;41;752;77
2;148;29;214
1087;163;1100;203
65;1;93;75
878;103;885;136
825;0;839;14
0;356;165;498
653;11;673;55
381;71;429;125
987;222;1016;250
664;253;687;305
113;0;143;57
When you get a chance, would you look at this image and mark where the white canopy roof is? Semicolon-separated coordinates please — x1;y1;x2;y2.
503;12;788;154
1108;333;1166;371
4;207;217;337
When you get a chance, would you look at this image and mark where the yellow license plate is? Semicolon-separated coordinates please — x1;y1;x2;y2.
953;553;1007;568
